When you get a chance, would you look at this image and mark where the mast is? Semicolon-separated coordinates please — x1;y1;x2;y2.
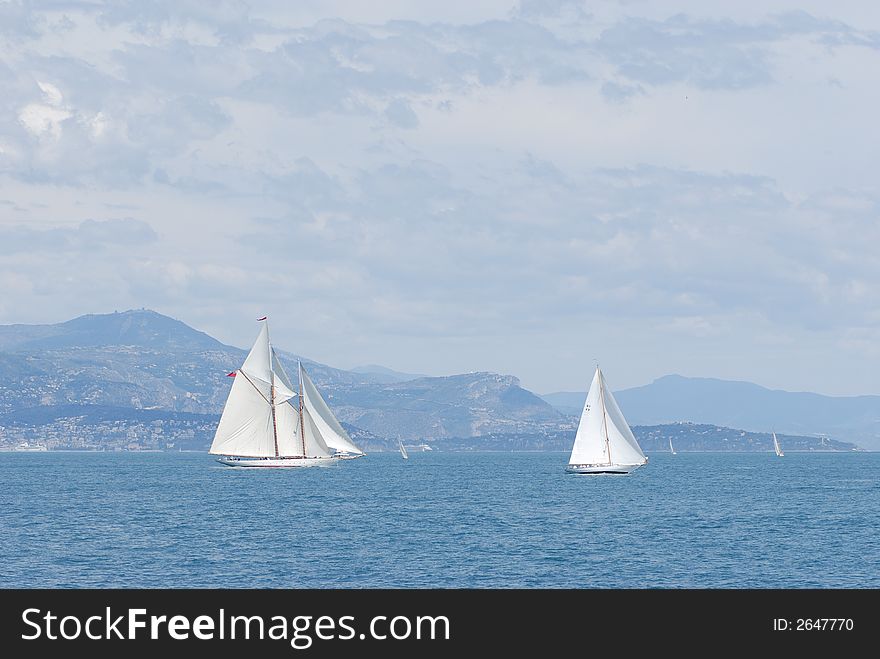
597;367;612;465
267;320;279;458
299;362;307;458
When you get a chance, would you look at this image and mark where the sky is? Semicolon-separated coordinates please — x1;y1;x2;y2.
1;1;879;396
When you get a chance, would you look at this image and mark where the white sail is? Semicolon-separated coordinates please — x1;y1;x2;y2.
302;404;333;458
568;367;647;467
270;349;297;403
601;375;647;464
669;438;676;455
274;399;302;456
241;322;273;385
300;365;364;455
210;371;276;457
568;369;608;465
398;438;409;460
773;432;784;457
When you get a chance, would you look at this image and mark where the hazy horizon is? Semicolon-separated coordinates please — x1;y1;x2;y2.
2;2;878;396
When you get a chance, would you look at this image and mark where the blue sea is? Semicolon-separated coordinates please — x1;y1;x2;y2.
1;452;877;588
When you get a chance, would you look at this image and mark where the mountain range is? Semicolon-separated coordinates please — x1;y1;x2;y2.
542;374;880;450
0;310;567;443
0;310;873;450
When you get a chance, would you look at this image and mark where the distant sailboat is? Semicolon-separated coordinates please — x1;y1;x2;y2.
398;438;409;460
669;438;677;455
566;366;648;475
772;432;784;457
209;318;364;468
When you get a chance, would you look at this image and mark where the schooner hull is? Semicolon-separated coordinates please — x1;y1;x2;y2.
565;462;645;475
332;452;365;460
217;456;335;468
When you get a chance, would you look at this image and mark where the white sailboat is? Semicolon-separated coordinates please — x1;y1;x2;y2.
398;438;409;460
566;366;648;475
209;318;364;468
669;438;677;455
772;431;784;457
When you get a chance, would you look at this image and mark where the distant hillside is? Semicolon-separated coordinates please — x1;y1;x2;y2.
634;423;856;453
4;311;875;447
543;375;880;450
0;310;567;441
0;310;227;352
328;372;567;439
539;391;585;416
432;423;857;452
0;404;396;453
0;405;856;453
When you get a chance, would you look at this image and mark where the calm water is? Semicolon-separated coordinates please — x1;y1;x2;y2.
1;452;877;588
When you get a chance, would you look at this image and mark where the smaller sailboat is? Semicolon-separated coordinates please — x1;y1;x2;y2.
566;366;648;475
669;438;677;455
398;438;409;460
772;432;784;457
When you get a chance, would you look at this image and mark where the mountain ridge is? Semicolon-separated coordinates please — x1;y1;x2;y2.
542;374;880;450
3;310;876;448
0;310;565;441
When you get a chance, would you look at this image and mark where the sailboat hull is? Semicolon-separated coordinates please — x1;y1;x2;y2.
565;463;645;475
217;456;335;468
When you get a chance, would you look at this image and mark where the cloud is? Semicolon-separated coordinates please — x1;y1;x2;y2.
97;0;262;43
595;11;880;91
514;0;589;21
2;4;876;189
600;80;644;103
1;2;879;394
126;94;232;153
384;98;419;128
0;0;41;38
228;155;879;354
0;219;158;255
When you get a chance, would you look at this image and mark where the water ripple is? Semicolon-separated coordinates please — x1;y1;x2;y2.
0;452;877;588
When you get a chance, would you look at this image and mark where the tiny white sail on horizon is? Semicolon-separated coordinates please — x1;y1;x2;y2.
210;319;360;467
566;366;647;475
669;437;677;455
398;438;409;460
772;432;784;457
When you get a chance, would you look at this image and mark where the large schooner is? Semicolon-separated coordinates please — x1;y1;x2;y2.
210;318;364;467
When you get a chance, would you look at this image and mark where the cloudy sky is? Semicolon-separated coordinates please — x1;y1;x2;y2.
1;1;878;395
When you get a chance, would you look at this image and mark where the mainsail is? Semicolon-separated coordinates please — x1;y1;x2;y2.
300;365;364;456
772;432;784;457
568;367;647;467
209;321;332;458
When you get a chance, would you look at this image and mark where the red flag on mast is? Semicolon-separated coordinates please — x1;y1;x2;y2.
227;372;237;377
257;316;267;321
